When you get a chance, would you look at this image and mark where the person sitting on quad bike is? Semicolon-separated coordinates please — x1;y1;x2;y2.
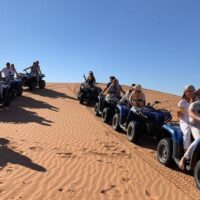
100;76;125;101
177;85;197;159
86;71;96;87
179;99;200;170
119;83;135;106
0;62;12;79
129;84;146;107
10;64;19;78
31;61;42;86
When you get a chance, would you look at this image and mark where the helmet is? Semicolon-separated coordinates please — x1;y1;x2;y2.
184;85;195;92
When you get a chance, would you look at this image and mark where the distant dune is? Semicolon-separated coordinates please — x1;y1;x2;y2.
0;83;197;200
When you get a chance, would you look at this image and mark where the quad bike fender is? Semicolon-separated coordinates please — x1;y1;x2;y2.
162;124;183;145
116;104;129;121
126;108;140;128
162;124;184;159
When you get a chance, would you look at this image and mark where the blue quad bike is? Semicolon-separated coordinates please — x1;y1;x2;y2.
0;81;12;107
94;95;120;123
157;124;200;190
77;75;102;105
2;75;23;99
19;68;46;91
112;101;172;143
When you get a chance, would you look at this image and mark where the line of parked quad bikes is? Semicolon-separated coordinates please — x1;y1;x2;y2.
77;76;200;190
0;66;46;108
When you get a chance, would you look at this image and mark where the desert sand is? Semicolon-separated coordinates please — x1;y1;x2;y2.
0;83;199;200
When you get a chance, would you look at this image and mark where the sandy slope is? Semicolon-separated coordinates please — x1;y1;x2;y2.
0;83;198;200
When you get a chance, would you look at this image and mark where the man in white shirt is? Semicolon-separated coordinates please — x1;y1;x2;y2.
0;62;12;78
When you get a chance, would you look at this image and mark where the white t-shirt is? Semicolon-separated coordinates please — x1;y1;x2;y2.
178;99;190;123
189;101;200;128
1;67;12;77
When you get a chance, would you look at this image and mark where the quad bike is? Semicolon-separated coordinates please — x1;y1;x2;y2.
0;81;12;107
112;101;172;143
19;68;46;91
94;94;120;123
77;75;102;105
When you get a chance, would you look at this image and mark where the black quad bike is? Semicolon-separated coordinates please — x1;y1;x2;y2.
112;101;172;143
77;75;102;105
2;75;23;99
94;95;120;123
19;68;46;91
0;81;12;108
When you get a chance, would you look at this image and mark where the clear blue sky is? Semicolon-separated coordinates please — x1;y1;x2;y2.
0;0;199;95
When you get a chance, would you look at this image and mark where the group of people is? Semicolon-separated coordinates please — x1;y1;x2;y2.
86;71;146;107
178;85;200;170
0;62;19;79
0;61;42;84
85;71;200;171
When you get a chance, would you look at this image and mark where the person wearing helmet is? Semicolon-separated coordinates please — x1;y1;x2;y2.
129;84;146;107
86;71;96;86
178;85;200;170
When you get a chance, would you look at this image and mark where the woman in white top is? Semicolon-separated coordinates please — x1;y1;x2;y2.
177;85;196;154
179;100;200;170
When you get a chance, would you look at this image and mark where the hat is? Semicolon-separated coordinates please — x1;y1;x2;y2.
184;85;195;92
134;84;142;91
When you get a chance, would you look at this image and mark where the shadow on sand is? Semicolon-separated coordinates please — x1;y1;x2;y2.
0;106;53;126
25;88;77;100
0;138;46;172
19;96;59;111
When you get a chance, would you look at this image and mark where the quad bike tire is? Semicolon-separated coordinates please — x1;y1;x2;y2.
94;103;100;116
194;160;200;190
112;113;121;131
79;93;84;104
102;107;111;123
39;80;46;89
17;85;23;96
29;82;36;91
127;121;139;143
157;138;173;167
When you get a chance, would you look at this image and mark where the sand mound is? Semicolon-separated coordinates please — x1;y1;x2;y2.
0;83;197;200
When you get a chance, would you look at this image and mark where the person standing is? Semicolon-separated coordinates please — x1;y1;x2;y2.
177;85;196;157
179;99;200;170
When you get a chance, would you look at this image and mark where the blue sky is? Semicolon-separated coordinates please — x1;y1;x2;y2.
0;0;199;95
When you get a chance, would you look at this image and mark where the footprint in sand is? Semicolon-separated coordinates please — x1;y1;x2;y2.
56;152;76;158
29;146;43;151
100;185;121;198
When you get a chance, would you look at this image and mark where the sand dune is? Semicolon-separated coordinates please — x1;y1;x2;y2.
0;83;198;200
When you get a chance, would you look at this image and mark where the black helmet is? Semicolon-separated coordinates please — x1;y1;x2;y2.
89;71;93;75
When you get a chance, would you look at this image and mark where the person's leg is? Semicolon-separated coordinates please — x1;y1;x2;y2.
180;122;191;150
179;126;200;170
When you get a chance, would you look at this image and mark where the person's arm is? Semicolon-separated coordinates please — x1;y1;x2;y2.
101;87;108;94
189;108;200;122
120;85;126;95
